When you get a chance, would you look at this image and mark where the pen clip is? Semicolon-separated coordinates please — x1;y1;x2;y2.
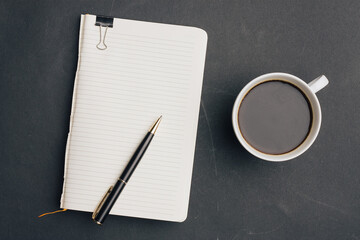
92;185;113;220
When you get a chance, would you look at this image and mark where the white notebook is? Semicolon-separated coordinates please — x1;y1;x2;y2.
60;14;207;222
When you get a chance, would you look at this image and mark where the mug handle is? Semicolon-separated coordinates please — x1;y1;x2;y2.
308;75;329;93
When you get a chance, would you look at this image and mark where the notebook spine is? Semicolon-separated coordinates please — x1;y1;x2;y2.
95;15;114;50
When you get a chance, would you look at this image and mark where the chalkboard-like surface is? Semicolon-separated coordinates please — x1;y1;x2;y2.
1;0;360;239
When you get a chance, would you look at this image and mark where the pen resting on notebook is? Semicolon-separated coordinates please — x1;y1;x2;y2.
92;116;162;225
60;14;207;222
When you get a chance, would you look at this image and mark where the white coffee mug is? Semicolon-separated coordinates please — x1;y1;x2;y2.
232;72;329;162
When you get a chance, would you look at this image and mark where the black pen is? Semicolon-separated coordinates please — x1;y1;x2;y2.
92;116;162;225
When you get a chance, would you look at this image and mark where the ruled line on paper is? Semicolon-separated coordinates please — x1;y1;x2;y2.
80;59;192;76
67;153;181;167
70;128;184;143
72;117;184;132
78;69;192;88
69;141;181;154
64;189;176;203
70;135;183;149
65;183;178;198
75;91;188;107
81;49;192;63
76;85;189;103
67;167;179;182
69;144;183;157
67;161;180;176
68;142;182;158
74;101;188;117
73;110;186;124
76;81;190;99
85;28;195;45
64;173;180;190
77;96;186;111
65;196;176;207
72;128;183;144
66;176;179;188
82;41;193;59
85;42;194;55
62;200;174;216
71;122;185;138
82;33;195;48
66;175;179;191
72;105;184;126
64;192;176;205
68;165;180;180
81;51;193;67
71;109;186;126
75;80;190;98
70;130;183;143
72;117;184;130
80;53;193;69
81;37;195;51
75;97;188;113
65;168;181;185
69;124;183;140
81;43;193;59
72;122;185;135
65;187;177;200
68;165;179;179
68;154;181;168
71;126;184;140
65;168;179;183
67;155;181;169
65;168;180;187
63;194;176;209
69;135;183;150
79;66;190;82
62;198;174;212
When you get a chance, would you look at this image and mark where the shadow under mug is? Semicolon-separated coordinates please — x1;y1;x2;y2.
232;72;329;162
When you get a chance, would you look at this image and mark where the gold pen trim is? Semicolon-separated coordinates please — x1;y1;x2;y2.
118;178;127;184
92;185;113;222
149;115;162;134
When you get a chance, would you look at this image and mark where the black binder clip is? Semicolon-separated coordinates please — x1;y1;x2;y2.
95;16;114;50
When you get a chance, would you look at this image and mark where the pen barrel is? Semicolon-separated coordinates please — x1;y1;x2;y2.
120;132;154;182
94;179;126;224
93;132;154;224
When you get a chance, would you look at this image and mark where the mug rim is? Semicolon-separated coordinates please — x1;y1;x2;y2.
232;72;322;162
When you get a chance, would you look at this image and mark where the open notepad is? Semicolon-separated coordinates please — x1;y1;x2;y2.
60;14;207;222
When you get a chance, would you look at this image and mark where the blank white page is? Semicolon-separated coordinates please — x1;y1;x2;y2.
60;14;207;222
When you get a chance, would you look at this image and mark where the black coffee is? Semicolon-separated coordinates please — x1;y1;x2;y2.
238;80;312;155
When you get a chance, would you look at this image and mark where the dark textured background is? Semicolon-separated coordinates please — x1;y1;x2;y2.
1;0;360;239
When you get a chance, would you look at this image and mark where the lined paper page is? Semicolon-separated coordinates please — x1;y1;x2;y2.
60;14;207;222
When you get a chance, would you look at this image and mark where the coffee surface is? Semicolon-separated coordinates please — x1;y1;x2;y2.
238;80;312;154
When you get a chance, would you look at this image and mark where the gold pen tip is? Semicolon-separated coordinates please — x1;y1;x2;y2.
150;115;162;134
